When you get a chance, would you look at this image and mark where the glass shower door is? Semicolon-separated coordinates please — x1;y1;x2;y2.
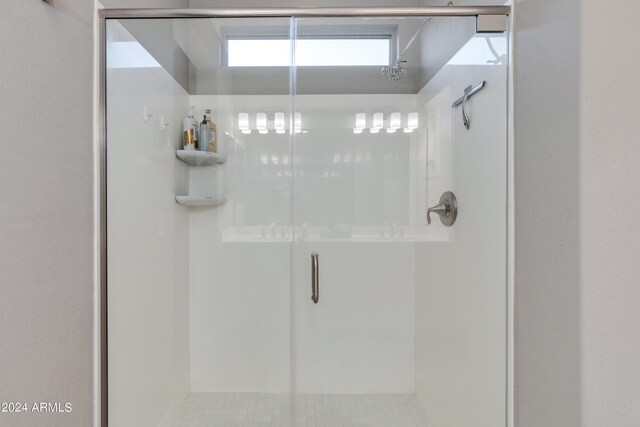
290;15;430;426
105;11;508;426
290;15;508;427
106;17;297;426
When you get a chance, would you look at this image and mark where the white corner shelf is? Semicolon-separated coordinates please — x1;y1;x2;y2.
175;195;227;207
176;150;225;166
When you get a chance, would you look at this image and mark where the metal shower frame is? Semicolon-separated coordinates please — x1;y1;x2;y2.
96;5;512;427
99;6;510;19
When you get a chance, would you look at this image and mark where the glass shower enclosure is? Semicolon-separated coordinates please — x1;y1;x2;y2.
101;6;510;427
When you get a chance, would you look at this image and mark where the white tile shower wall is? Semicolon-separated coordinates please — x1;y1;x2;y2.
189;94;419;393
414;34;508;427
290;94;419;394
292;243;416;394
106;22;191;427
189;95;292;393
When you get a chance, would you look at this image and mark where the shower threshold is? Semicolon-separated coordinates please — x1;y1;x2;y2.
172;392;431;427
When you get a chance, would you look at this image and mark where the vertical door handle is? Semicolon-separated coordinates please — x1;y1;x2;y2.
311;252;319;304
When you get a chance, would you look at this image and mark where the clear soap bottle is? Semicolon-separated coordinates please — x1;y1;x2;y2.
199;115;210;152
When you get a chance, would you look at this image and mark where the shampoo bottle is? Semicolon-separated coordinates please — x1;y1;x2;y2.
199;115;210;152
205;109;217;153
182;106;198;150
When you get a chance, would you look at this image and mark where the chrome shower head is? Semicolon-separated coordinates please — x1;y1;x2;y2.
381;60;408;82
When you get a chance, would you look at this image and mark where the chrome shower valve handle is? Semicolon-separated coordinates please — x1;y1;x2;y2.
426;203;448;225
427;191;458;226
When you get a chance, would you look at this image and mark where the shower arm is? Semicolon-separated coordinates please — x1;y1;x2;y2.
394;17;429;64
393;1;453;64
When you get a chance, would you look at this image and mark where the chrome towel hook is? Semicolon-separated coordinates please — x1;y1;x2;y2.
452;81;486;130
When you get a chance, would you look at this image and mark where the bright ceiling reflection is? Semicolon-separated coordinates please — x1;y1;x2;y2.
107;41;161;69
447;36;507;66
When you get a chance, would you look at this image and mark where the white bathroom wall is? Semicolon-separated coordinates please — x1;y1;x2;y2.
0;2;94;427
414;33;508;427
512;0;583;425
580;1;640;425
106;22;191;427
